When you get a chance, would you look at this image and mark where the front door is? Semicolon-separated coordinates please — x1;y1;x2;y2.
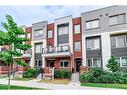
47;61;54;68
76;60;82;72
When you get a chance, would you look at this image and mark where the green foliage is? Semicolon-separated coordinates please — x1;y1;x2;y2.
106;56;120;72
54;70;71;79
0;15;32;66
80;67;127;84
23;68;42;78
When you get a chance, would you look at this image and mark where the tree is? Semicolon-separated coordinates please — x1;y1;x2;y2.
106;56;120;72
0;15;31;89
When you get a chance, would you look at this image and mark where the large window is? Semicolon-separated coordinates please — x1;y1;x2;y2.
111;35;127;48
58;25;69;35
86;38;100;50
27;33;31;38
86;19;99;29
109;14;125;25
87;58;101;67
74;24;80;34
48;30;53;38
115;57;127;67
34;29;43;37
35;43;42;53
60;60;69;68
35;59;42;67
74;42;81;51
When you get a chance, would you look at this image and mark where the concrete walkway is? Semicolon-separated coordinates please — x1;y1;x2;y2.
0;78;124;90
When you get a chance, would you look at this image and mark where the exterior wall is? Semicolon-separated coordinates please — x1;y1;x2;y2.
54;16;73;53
31;21;47;68
81;5;127;69
47;23;54;47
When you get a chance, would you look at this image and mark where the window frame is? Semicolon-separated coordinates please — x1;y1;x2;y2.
48;30;53;38
35;59;42;67
85;19;100;30
34;29;43;37
87;58;101;67
109;13;126;26
74;24;80;34
35;43;43;53
60;60;69;68
74;41;81;51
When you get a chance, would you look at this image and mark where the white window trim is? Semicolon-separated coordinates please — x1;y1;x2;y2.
48;30;53;38
74;41;81;51
60;60;69;68
35;59;42;67
87;58;101;67
74;24;80;34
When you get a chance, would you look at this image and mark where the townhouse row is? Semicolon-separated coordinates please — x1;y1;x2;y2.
0;5;127;75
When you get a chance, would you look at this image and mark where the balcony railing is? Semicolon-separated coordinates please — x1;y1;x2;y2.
42;45;70;54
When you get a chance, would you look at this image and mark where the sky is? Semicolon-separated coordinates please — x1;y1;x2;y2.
0;6;107;29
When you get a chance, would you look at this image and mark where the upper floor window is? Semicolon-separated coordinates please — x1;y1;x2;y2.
34;29;43;37
58;25;69;35
111;35;127;48
74;24;80;34
35;43;42;53
109;13;125;25
86;38;100;50
74;41;81;51
48;30;53;38
27;33;31;38
86;19;99;29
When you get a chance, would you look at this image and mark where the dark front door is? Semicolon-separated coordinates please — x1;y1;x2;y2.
47;61;54;67
76;60;82;72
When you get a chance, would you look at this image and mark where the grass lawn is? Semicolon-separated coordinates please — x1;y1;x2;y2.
0;76;7;79
11;78;34;81
81;83;127;89
0;84;46;90
39;79;70;84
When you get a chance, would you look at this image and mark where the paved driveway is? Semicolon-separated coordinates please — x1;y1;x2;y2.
0;78;124;90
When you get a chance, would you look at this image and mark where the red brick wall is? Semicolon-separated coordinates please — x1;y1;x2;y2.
25;27;32;44
47;23;54;47
73;17;82;58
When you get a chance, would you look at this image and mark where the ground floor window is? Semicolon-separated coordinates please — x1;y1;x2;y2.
60;60;69;68
116;56;127;67
47;61;54;67
35;59;42;67
87;58;101;67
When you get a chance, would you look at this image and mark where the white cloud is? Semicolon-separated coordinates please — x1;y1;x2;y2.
0;6;107;27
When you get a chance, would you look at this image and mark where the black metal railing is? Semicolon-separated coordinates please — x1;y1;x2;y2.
42;45;70;54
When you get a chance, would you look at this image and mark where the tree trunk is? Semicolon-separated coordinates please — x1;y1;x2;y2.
8;64;11;90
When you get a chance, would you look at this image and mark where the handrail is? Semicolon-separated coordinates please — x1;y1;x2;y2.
42;45;70;54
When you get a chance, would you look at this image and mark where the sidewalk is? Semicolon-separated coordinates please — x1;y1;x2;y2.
0;78;124;90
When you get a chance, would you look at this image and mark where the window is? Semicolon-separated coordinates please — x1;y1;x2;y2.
27;33;31;38
35;43;42;53
18;34;25;38
60;60;69;68
34;29;43;37
111;35;127;48
58;26;69;35
35;59;42;67
87;58;101;67
86;38;100;50
74;24;80;34
121;57;127;67
86;19;99;29
109;14;125;25
48;30;53;38
74;42;81;51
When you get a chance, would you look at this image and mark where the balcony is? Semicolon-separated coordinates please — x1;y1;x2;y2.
42;45;71;58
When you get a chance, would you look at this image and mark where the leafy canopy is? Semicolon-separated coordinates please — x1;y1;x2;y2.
0;15;31;66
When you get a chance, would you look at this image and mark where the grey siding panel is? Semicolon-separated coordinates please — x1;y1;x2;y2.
111;47;127;57
35;53;42;59
58;34;69;44
86;50;101;58
82;6;127;35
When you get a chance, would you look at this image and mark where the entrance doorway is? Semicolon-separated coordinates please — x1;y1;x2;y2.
76;60;82;72
47;60;54;68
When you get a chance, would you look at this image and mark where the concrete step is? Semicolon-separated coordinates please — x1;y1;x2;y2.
71;73;80;82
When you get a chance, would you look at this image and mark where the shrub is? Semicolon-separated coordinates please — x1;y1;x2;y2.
106;56;120;72
54;70;71;79
23;68;42;78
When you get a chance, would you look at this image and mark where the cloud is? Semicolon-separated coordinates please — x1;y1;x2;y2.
0;6;107;28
